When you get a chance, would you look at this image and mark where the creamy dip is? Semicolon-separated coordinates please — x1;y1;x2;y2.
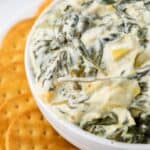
29;0;150;144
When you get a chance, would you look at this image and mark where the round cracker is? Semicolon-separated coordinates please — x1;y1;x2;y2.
35;0;52;16
6;109;77;150
0;50;24;67
1;18;35;52
0;62;24;76
0;94;36;150
0;78;30;107
0;72;25;88
0;62;29;106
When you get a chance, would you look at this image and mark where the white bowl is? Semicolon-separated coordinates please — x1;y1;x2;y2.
25;0;150;149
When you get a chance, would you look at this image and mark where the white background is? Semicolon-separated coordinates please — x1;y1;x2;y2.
0;0;43;41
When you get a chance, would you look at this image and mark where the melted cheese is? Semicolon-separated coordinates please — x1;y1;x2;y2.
84;80;140;115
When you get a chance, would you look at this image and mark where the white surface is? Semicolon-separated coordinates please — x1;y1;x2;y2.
25;0;150;150
0;0;43;41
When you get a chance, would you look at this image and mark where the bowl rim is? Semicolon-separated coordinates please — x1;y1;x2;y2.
25;0;150;149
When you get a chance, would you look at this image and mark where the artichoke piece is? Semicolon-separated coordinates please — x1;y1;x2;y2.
112;48;131;61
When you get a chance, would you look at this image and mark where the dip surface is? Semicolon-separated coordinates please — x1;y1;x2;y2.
29;0;150;144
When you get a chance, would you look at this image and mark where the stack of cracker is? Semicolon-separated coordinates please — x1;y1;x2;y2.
0;0;77;150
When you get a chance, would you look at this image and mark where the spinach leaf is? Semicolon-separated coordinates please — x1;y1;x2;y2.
137;27;148;48
96;0;117;4
144;0;150;11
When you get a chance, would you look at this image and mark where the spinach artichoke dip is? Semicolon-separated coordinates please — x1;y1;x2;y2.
29;0;150;144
